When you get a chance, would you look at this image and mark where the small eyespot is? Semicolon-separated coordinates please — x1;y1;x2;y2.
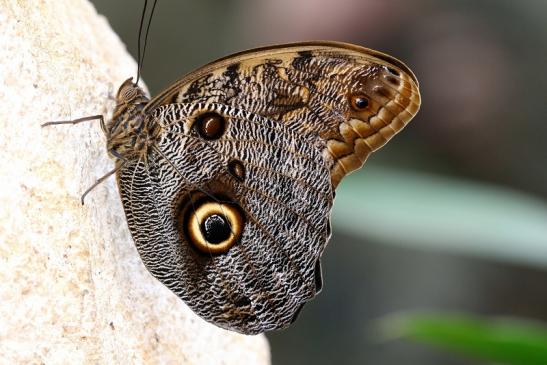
349;94;369;111
195;112;226;140
183;197;244;254
228;160;246;182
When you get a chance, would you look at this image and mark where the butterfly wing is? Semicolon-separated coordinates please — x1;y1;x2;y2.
119;102;331;334
118;41;420;334
147;41;421;187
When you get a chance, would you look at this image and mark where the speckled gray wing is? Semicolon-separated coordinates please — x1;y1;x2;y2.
118;102;332;334
147;41;421;187
116;41;420;335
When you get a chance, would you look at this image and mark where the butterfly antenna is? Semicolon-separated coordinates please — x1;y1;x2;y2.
136;0;158;85
136;0;148;84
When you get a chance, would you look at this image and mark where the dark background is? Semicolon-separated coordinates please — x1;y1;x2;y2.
90;1;547;364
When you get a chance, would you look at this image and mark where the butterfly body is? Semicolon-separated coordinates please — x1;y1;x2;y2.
105;41;420;334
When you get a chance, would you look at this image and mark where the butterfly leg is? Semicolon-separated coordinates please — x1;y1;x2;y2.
80;164;123;205
42;115;106;134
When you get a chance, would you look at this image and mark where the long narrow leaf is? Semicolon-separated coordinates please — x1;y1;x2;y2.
381;313;547;365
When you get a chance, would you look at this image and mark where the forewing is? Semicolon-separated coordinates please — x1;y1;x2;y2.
146;41;421;187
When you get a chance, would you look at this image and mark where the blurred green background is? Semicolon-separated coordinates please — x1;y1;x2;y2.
90;1;547;364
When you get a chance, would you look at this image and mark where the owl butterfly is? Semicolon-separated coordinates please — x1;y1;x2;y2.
47;41;420;334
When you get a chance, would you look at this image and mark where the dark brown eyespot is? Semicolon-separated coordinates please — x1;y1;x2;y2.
185;199;244;254
195;112;226;140
349;94;369;111
228;160;245;182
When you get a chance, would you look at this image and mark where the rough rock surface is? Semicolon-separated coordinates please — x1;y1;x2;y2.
0;1;270;363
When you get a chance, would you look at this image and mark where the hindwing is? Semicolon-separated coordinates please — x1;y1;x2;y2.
116;41;421;334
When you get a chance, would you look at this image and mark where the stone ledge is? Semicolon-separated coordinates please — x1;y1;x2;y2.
0;1;270;363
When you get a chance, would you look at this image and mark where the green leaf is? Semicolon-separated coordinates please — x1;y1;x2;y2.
333;166;547;268
380;313;547;365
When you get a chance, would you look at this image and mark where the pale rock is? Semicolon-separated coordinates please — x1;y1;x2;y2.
0;1;270;363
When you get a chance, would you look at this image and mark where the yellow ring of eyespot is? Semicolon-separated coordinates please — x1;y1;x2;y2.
186;201;243;254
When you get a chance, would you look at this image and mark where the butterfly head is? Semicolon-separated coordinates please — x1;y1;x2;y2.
115;77;149;107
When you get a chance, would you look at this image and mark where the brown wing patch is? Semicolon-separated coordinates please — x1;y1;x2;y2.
327;64;420;187
146;41;420;188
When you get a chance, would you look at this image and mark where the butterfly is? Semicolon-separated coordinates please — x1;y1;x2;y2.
46;41;420;335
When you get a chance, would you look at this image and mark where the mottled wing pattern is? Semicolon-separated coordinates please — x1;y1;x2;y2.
147;41;421;187
118;102;332;334
117;42;420;334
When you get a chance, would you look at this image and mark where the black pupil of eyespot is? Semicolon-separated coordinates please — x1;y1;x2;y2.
355;97;368;109
201;214;231;244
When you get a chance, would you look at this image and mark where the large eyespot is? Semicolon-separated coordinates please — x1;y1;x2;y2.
184;199;244;254
349;93;370;111
195;112;226;140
